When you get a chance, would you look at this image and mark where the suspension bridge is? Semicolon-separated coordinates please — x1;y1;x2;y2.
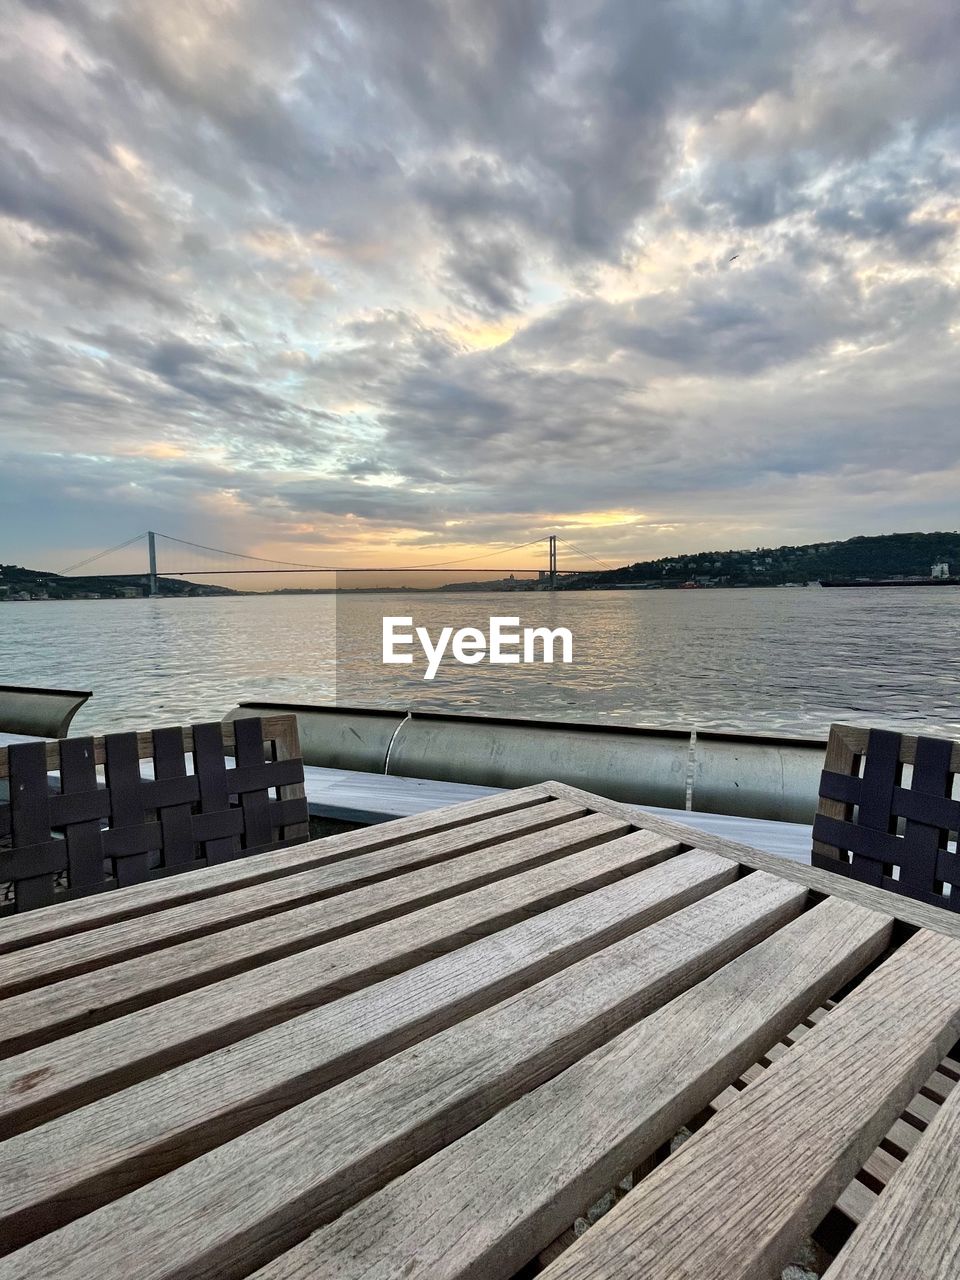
59;531;615;594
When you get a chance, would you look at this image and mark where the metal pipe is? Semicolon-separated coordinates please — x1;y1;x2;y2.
224;702;829;821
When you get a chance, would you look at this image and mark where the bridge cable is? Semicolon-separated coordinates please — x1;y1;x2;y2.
153;533;332;570
555;537;615;572
60;532;148;576
412;537;551;568
154;531;552;572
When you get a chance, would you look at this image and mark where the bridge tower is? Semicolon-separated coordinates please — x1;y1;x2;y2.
147;530;159;597
548;534;557;589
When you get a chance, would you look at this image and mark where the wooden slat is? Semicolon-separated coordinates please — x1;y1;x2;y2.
535;928;960;1280
0;828;682;1115
546;780;960;942
0;786;554;953
828;723;960;772
0;800;591;996
255;896;891;1280
832;1060;958;1227
812;725;861;869
711;1026;958;1229
0;853;746;1278
834;1176;880;1230
824;1074;960;1279
0;810;632;1052
0;861;792;1248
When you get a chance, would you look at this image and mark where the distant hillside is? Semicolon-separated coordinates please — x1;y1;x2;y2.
560;531;960;589
0;563;236;600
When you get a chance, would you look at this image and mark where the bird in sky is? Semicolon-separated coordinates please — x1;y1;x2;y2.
729;253;740;261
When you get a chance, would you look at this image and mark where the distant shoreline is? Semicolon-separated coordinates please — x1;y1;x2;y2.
13;579;960;602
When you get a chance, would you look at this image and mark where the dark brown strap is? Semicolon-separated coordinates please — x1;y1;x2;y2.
898;735;953;899
57;738;108;894
193;721;241;865
234;717;273;852
6;742;62;910
153;727;199;870
851;727;901;885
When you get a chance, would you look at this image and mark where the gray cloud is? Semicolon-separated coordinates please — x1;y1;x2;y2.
1;0;960;568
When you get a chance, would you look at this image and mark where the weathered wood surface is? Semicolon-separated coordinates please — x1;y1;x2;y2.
550;780;960;940
823;1055;960;1279
0;855;758;1248
0;798;591;994
710;1013;960;1230
251;895;889;1280
0;786;552;953
0;812;650;1053
536;928;960;1280
0;828;680;1127
4;781;960;1280
0;855;766;1273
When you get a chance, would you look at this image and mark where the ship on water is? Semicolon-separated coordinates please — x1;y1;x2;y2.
821;561;960;587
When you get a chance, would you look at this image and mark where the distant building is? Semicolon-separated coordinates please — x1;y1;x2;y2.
932;562;951;578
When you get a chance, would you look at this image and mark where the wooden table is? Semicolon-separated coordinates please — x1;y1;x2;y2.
1;781;959;1279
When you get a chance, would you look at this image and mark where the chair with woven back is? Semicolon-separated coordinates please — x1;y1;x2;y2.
0;714;309;914
812;722;960;911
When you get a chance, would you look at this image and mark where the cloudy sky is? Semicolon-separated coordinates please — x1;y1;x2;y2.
1;0;959;580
